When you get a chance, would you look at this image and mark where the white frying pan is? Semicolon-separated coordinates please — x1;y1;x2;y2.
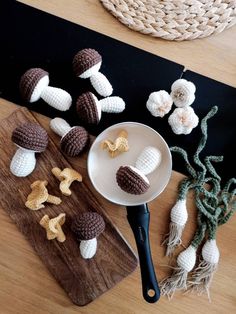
88;122;172;303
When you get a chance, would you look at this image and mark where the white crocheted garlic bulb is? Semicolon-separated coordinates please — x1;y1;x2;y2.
177;245;197;272
160;244;197;297
188;239;220;296
146;90;173;117
171;199;188;226
73;48;113;97
170;79;196;108
202;239;220;265
163;199;188;256
19;68;72;111
135;146;162;175
168;107;199;135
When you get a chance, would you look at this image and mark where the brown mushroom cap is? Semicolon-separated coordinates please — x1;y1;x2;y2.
19;68;48;101
76;92;100;124
71;212;105;240
73;48;102;77
60;126;89;157
116;166;150;195
12;122;48;152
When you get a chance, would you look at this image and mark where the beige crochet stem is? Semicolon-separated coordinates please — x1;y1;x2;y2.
100;0;236;41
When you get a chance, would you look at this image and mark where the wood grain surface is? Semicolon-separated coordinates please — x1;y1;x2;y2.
0;107;137;306
19;0;236;87
0;99;235;314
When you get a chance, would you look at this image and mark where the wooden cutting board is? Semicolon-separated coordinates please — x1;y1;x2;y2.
0;107;138;306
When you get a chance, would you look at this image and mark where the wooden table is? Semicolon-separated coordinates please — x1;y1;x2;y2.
0;1;236;313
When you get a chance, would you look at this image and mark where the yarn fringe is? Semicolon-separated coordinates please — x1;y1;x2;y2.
187;260;218;301
162;222;184;256
160;267;188;299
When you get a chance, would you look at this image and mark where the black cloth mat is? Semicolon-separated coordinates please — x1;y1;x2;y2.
0;1;235;182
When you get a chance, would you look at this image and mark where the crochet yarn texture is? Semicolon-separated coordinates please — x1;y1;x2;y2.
10;123;48;177
100;0;236;41
161;106;236;300
73;48;113;97
19;68;72;111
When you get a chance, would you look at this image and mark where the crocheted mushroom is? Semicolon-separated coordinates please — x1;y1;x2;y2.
71;212;105;259
76;92;125;124
50;118;89;157
116;146;162;195
10;123;48;177
170;79;196;108
168;107;199;135
19;68;72;111
146;90;173;117
73;48;113;97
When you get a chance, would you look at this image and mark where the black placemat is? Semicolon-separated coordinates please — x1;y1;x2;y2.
0;1;235;182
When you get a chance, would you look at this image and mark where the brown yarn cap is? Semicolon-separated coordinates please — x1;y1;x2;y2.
76;92;100;124
60;126;89;157
73;48;102;77
71;212;105;240
116;166;150;195
19;68;48;101
12;122;48;152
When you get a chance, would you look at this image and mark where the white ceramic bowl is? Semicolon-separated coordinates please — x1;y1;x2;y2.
88;122;172;206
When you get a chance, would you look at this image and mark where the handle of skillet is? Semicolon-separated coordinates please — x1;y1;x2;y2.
126;204;160;303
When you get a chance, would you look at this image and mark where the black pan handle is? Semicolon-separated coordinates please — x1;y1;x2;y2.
127;204;160;303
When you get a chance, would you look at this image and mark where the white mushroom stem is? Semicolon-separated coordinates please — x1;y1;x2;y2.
79;62;113;97
50;118;72;138
10;147;36;177
80;238;97;259
135;146;162;175
40;86;72;111
90;72;113;97
99;96;125;113
29;75;72;111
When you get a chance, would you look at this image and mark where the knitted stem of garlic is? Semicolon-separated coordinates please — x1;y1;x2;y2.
188;178;236;300
160;213;206;299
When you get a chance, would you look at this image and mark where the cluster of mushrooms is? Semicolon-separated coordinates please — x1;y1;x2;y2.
11;48;126;176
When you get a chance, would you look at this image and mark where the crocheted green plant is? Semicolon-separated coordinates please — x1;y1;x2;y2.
161;106;236;300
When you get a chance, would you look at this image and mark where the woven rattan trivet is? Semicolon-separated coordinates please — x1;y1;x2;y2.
100;0;236;41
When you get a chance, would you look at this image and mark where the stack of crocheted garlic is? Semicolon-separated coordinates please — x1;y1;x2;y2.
146;79;199;135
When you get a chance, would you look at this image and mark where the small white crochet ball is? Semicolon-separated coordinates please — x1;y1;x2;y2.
146;90;173;117
170;79;196;108
168;107;199;135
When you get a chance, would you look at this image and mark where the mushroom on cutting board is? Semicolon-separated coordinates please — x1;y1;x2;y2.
10;122;48;177
116;146;162;195
71;212;105;259
50;117;89;156
19;68;72;111
73;48;113;97
76;92;125;124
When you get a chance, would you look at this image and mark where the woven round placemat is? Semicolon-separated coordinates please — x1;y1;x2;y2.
100;0;236;41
